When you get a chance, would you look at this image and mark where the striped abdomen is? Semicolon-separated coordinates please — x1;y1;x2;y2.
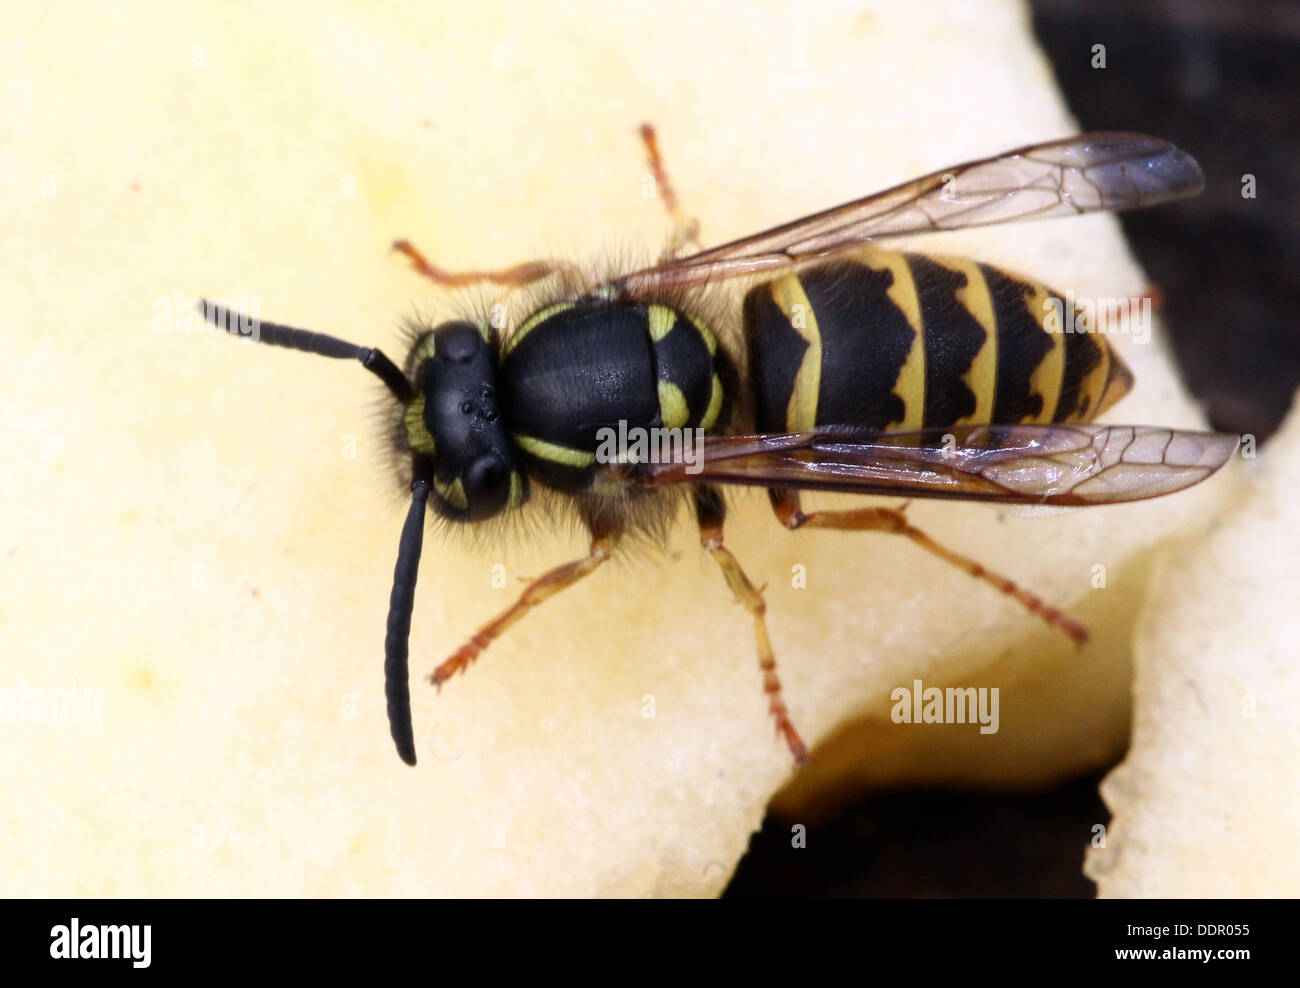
743;250;1133;433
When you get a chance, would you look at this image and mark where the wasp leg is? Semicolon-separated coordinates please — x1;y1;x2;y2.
430;528;621;688
769;488;1090;646
390;238;579;290
696;486;809;764
639;123;703;259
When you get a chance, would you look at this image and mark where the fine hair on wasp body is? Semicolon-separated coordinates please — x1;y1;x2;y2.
199;123;1237;769
376;248;743;553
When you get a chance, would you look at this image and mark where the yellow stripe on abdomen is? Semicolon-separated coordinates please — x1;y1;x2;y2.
770;275;822;431
935;256;998;426
860;251;925;430
1023;280;1065;423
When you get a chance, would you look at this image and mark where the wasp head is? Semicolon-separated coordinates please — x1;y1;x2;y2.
402;321;528;522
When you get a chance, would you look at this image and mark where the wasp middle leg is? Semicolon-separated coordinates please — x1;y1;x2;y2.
769;488;1090;645
695;486;809;764
430;527;620;687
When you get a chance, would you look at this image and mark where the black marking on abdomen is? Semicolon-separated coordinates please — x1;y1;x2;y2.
1057;330;1105;422
744;287;809;433
983;264;1054;423
910;254;987;428
804;261;914;429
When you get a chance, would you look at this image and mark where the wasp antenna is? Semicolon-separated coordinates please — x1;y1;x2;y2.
384;464;433;766
196;299;413;402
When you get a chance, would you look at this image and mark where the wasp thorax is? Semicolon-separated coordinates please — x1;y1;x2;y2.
407;321;528;522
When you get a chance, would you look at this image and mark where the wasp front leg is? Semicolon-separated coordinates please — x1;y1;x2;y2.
390;238;580;292
695;486;809;764
769;488;1089;645
430;527;621;687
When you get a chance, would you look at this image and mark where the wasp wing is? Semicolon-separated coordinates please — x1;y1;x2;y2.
631;424;1237;506
610;133;1203;294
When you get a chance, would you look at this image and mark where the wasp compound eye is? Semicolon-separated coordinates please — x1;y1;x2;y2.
464;452;510;520
433;321;483;362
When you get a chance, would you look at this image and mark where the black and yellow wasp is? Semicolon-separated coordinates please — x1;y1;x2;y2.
200;126;1237;767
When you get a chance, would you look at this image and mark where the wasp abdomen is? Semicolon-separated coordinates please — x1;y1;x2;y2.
498;300;724;490
743;250;1133;433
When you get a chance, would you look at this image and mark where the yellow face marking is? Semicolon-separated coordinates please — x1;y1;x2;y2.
861;251;926;430
700;374;723;431
513;433;596;467
507;471;526;508
657;379;690;430
434;476;467;510
1023;279;1065;423
647;305;677;342
403;394;436;455
502;302;574;358
771;275;821;431
937;257;998;426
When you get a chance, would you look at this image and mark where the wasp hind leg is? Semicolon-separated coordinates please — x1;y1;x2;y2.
769;488;1090;646
695;486;809;765
430;527;620;687
639;123;704;259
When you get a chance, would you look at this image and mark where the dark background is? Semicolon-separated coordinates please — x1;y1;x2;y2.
727;0;1299;898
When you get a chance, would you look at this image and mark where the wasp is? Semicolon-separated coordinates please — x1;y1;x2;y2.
199;126;1237;767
